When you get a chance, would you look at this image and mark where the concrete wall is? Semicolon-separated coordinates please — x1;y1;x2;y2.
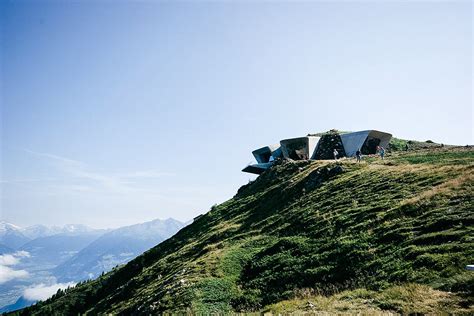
341;130;392;157
280;136;320;160
369;130;392;150
340;131;370;157
307;136;320;159
252;144;280;163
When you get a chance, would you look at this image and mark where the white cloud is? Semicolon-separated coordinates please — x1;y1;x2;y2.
14;250;31;258
0;251;31;266
116;170;175;179
0;178;58;184
0;254;20;266
22;149;174;195
22;149;84;167
23;282;76;301
0;265;29;284
0;251;31;284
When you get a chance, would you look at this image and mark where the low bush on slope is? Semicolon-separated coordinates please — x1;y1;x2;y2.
11;147;473;315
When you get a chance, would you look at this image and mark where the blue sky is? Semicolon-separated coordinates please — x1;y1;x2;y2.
1;1;472;228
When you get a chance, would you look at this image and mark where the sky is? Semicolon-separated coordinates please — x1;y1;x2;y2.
0;0;472;228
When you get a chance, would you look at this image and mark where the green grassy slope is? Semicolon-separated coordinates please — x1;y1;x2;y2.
11;146;474;315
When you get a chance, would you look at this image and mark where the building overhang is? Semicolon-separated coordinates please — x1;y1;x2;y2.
242;162;273;175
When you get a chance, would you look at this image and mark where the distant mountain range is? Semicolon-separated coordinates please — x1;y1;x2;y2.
0;243;14;254
0;222;31;250
54;218;184;282
0;218;185;312
21;224;100;240
19;232;105;269
0;296;34;314
0;221;103;250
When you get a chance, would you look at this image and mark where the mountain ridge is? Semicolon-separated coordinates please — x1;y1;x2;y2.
53;218;185;282
0;222;106;249
9;145;474;314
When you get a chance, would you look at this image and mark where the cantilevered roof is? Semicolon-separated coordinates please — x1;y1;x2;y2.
242;162;273;175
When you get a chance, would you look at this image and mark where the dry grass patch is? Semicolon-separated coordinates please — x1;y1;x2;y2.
401;172;473;206
262;293;387;315
262;284;472;315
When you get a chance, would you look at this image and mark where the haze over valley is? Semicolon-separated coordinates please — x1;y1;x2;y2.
0;219;184;312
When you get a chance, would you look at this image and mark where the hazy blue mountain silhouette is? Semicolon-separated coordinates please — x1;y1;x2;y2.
54;218;184;282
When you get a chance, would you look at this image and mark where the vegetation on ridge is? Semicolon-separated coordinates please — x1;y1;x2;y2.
9;145;474;315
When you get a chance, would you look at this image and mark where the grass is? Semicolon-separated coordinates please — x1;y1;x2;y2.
391;148;473;165
264;283;472;315
11;146;474;315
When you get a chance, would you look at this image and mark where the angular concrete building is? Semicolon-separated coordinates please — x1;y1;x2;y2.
242;144;282;175
280;136;320;160
340;130;392;157
242;130;392;175
252;144;282;163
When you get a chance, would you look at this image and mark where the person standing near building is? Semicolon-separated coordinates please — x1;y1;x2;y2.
356;149;361;163
379;146;385;160
333;149;339;160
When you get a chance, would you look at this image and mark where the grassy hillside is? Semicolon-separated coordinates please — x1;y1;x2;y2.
10;146;473;315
